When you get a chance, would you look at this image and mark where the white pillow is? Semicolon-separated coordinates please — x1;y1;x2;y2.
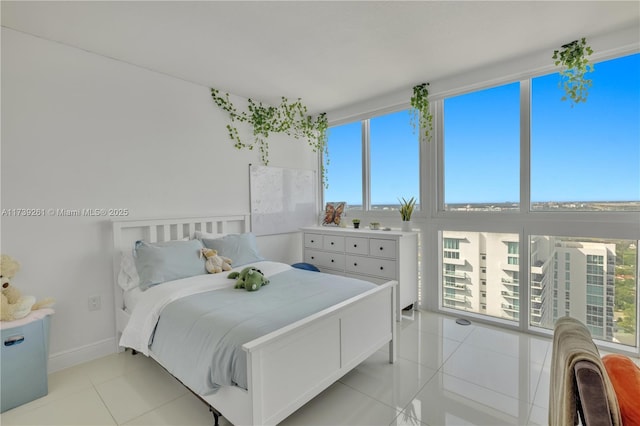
194;230;223;240
117;251;140;291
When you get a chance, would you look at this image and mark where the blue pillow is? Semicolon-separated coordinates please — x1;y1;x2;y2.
134;239;206;290
291;262;320;272
202;233;264;267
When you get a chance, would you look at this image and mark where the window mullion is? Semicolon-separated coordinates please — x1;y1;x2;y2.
520;79;531;333
520;80;531;214
362;119;371;211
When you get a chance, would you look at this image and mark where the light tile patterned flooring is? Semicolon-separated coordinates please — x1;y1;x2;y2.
2;310;638;425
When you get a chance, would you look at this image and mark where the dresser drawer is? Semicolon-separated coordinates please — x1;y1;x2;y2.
369;239;396;259
345;255;396;280
345;237;368;255
305;249;345;271
322;235;345;252
304;233;323;249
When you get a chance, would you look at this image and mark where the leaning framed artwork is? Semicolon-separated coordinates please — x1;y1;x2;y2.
322;202;346;226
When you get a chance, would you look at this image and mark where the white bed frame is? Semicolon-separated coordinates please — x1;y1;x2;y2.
112;215;397;426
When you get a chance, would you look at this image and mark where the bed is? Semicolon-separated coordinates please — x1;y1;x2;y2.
112;215;397;426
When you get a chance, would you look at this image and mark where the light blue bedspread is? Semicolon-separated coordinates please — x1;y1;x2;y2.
149;268;376;395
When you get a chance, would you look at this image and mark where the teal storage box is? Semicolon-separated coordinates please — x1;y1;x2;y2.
1;314;52;413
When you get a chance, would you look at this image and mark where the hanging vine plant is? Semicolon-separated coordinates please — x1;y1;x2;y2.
410;82;433;143
552;38;594;106
211;89;329;186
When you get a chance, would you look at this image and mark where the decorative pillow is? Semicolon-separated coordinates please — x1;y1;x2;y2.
134;239;206;290
602;353;640;425
117;251;140;291
202;233;264;267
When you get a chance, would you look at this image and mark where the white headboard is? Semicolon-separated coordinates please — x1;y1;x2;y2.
111;214;250;347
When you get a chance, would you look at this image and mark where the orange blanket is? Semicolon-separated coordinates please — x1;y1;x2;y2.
602;354;640;426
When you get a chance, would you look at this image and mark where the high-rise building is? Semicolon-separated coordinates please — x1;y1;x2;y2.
442;232;616;341
545;239;616;340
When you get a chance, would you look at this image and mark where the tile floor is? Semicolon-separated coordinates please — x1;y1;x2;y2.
1;311;637;426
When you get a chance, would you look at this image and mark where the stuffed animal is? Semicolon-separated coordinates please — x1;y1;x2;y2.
201;248;232;274
228;266;269;292
1;254;55;321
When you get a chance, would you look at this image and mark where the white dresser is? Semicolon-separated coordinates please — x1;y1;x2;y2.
300;226;418;321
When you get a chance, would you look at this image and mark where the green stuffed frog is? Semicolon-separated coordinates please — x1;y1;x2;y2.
228;266;270;292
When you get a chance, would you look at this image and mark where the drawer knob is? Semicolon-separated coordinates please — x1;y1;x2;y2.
331;259;334;263
380;266;384;270
379;247;384;251
311;256;315;259
353;244;357;247
331;242;334;245
311;239;314;243
353;262;358;266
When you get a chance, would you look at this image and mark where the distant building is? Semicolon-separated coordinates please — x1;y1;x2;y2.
442;232;615;340
544;238;616;340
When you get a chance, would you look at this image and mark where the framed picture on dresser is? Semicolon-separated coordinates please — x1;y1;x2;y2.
322;201;346;226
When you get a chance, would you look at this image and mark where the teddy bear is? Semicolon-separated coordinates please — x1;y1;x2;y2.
228;266;269;292
201;248;232;274
1;254;55;321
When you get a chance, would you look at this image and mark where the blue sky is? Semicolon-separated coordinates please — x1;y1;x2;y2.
325;53;639;206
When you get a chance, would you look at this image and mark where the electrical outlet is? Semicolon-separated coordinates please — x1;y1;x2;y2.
88;295;101;311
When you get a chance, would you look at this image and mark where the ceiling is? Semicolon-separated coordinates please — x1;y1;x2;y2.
2;1;639;115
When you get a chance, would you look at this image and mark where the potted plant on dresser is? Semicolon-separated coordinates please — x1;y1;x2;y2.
398;197;416;232
352;219;361;229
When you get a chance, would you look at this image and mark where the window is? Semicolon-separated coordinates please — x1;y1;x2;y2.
531;54;640;211
444;237;461;260
324;109;418;212
444;251;460;260
444;264;456;275
443;83;520;210
324;121;362;208
434;53;638;349
370;110;419;209
326;52;639;350
441;231;519;322
444;238;460;249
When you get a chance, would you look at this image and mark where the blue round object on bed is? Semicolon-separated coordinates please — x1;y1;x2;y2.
291;262;320;272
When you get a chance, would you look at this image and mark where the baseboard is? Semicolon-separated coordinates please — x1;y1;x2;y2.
48;337;116;373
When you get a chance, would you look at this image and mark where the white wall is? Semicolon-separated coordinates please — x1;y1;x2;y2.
1;28;316;370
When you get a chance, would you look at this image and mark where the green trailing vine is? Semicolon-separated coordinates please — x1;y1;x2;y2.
410;83;433;143
211;89;329;186
552;38;594;106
